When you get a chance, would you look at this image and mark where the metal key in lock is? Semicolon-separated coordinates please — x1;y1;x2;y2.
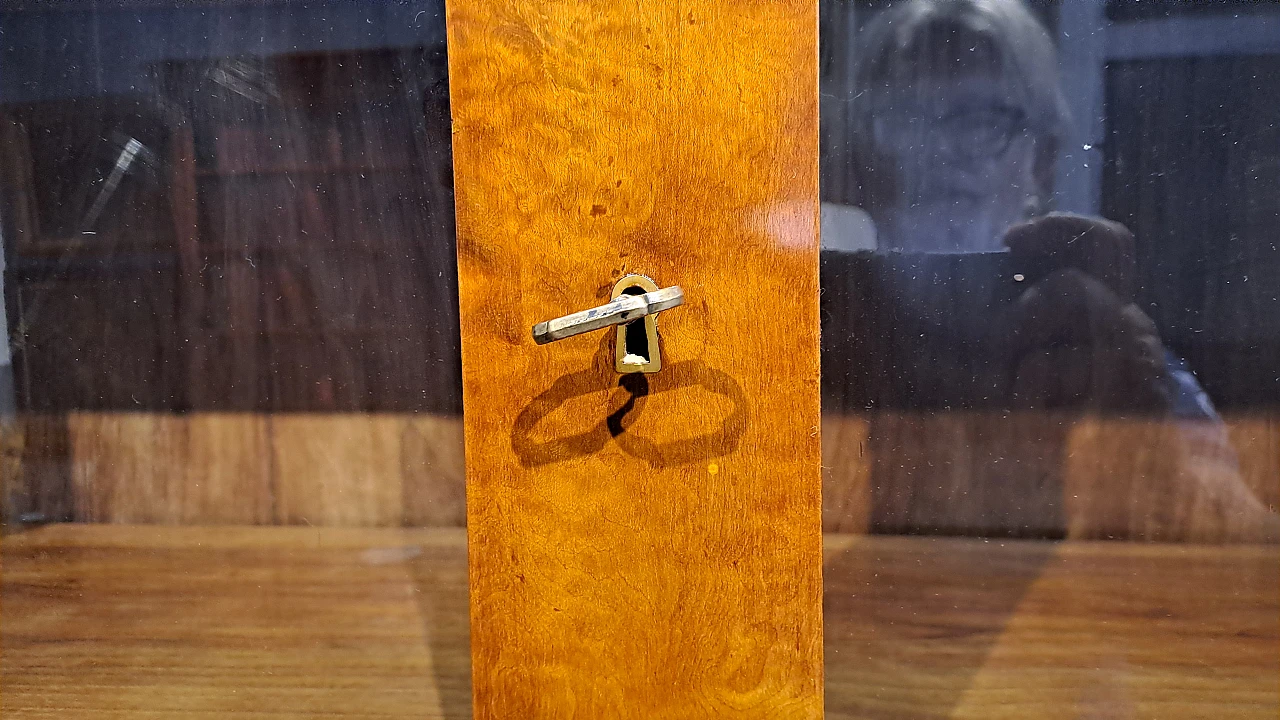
531;274;683;374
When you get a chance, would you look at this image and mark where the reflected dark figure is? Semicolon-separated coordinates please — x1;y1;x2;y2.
824;0;1279;542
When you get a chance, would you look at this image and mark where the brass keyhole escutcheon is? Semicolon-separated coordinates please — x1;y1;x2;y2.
611;274;664;374
530;274;682;375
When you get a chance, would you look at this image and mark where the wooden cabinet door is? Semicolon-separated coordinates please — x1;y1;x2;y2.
445;2;822;716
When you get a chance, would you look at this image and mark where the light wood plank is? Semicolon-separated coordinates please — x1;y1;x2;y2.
67;413;190;523
180;414;273;524
270;414;407;527
401;415;467;527
1227;415;1280;514
821;415;871;535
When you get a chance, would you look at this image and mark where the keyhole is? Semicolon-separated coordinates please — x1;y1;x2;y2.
611;273;664;374
620;285;651;365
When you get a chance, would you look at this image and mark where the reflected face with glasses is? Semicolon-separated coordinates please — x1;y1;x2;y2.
851;0;1067;253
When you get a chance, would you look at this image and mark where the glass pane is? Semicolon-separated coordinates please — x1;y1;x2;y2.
1;1;472;716
820;0;1278;717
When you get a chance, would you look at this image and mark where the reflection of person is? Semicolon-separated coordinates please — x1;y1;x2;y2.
830;0;1279;541
844;0;1203;417
849;0;1066;255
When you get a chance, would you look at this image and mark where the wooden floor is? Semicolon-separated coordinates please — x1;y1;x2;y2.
2;525;1276;719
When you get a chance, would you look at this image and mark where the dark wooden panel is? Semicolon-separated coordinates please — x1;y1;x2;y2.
12;272;182;411
819;250;1280;542
1106;0;1280;21
2;49;462;414
4;97;175;254
176;49;461;413
1103;55;1280;407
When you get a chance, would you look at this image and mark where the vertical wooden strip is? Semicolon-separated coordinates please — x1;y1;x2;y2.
447;2;822;716
67;413;187;523
13;414;73;523
401;414;467;527
821;415;871;535
181;413;274;525
271;414;405;527
1225;414;1280;515
58;413;273;525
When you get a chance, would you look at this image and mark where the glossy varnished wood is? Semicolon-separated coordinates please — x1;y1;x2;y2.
445;1;822;715
2;525;1276;719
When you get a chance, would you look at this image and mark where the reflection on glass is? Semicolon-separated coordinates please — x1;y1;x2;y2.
0;0;1275;718
821;0;1278;714
851;0;1066;253
821;0;1278;539
824;1;1274;712
1;2;472;716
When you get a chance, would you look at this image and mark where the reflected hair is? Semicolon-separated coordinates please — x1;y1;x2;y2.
848;0;1069;207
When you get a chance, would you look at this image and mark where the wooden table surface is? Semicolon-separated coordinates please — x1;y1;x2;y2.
3;525;1276;719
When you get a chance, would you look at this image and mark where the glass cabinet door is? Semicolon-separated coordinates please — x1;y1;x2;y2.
2;1;1276;719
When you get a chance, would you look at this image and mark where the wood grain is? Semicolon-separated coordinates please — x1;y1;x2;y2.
180;413;274;524
8;409;1274;538
268;413;465;528
1;525;468;720
271;414;407;527
821;415;871;536
446;0;823;715
1063;415;1280;543
1227;415;1280;514
0;420;23;528
822;533;1280;720
821;411;1280;542
67;412;191;523
4;55;460;416
401;415;468;528
7;413;464;527
62;412;272;525
10;413;74;524
2;525;1276;719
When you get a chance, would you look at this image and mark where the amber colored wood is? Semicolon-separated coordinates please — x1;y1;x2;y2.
259;413;460;527
0;421;22;527
269;413;466;528
3;525;1277;719
10;414;73;523
179;414;274;524
1;525;469;719
11;409;1273;537
270;414;407;527
65;413;186;523
10;408;1273;538
822;533;1280;720
446;1;823;715
1063;415;1280;543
